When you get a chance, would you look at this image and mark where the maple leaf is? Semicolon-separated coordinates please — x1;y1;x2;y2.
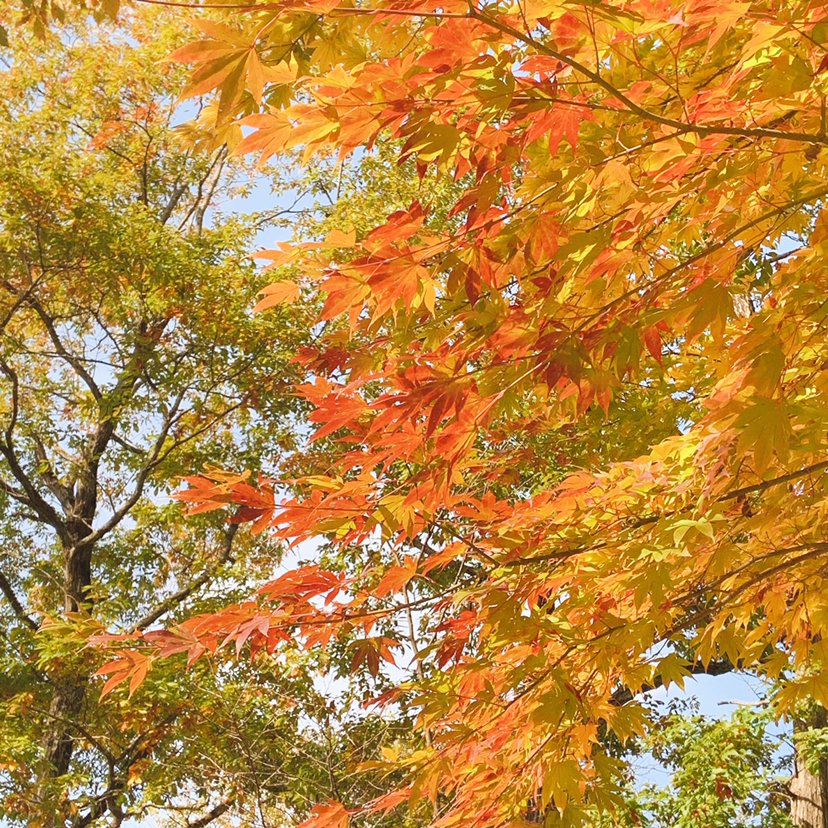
254;280;300;312
298;800;351;828
350;636;401;676
167;19;296;120
373;556;417;598
95;651;152;699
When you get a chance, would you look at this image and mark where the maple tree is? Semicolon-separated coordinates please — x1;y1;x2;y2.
49;0;828;825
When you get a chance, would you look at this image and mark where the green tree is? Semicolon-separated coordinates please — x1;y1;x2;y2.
638;703;792;828
0;8;334;827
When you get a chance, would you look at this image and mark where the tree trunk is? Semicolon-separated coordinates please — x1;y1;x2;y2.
38;541;93;827
41;677;87;777
791;707;828;828
39;676;89;828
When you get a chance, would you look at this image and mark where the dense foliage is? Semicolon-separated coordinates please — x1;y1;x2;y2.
0;10;364;827
7;0;828;826
117;0;828;825
639;704;791;828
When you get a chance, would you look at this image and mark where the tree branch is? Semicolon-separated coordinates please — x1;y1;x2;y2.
25;295;102;402
187;799;234;828
610;657;735;707
77;386;188;547
158;181;189;225
0;568;38;630
470;8;828;148
0;356;68;538
72;716;178;828
135;524;239;631
506;458;828;568
80;396;243;548
32;435;74;512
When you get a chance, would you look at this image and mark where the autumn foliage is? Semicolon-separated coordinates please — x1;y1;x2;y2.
95;0;828;825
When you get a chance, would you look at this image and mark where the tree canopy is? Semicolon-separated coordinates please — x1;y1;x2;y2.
6;0;828;826
0;9;349;827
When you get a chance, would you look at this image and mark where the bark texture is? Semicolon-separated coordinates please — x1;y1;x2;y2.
791;708;828;828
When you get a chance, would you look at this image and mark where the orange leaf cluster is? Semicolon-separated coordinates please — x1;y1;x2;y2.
102;1;828;825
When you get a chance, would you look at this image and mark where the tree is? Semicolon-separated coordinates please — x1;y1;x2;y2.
0;8;344;827
88;1;828;827
637;703;791;828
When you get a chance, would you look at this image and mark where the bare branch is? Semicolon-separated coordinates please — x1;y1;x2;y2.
78;386;188;546
0;356;68;538
32;435;74;512
0;272;48;337
610;658;735;707
25;295;103;402
159;180;189;225
81;397;243;547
